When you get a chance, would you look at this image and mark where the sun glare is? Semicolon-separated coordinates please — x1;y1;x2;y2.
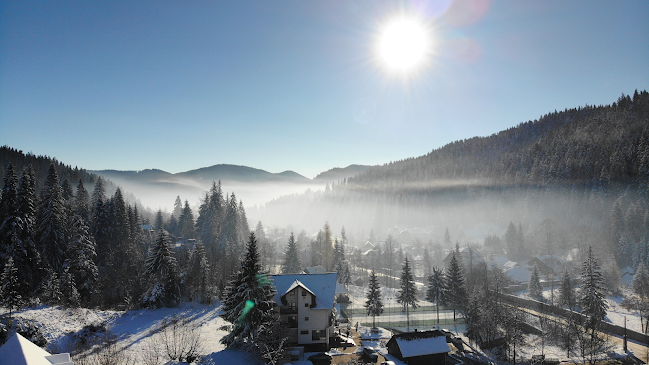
377;17;431;73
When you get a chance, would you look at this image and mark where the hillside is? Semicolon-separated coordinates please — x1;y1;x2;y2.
253;91;649;270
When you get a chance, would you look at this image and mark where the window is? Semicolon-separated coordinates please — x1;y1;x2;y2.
289;302;296;310
312;329;326;341
300;330;308;335
289;291;295;296
305;317;309;321
301;289;307;296
305;303;309;307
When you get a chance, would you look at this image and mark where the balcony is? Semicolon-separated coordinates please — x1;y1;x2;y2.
280;307;298;315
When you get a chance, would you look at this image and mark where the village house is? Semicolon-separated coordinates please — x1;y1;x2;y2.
271;273;338;351
386;329;451;365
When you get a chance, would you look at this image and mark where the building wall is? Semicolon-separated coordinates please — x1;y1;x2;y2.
279;286;333;346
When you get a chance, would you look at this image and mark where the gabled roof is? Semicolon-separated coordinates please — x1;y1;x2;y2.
0;333;72;365
389;330;450;358
272;273;337;310
284;279;315;298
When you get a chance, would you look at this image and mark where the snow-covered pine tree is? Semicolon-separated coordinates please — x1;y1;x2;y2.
365;270;384;329
0;256;23;318
444;250;467;321
36;163;67;274
173;196;183;220
60;263;80;307
580;246;608;323
220;232;277;348
144;230;180;307
188;240;210;303
632;260;649;300
558;268;575;310
426;266;445;324
0;163;20;268
281;232;301;274
75;179;90;223
396;255;418;331
16;165;41;297
529;266;543;300
66;214;98;302
178;200;195;239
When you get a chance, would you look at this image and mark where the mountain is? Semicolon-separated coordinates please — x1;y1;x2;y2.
314;165;372;182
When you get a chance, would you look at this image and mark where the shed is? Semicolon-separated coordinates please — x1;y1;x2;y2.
386;330;450;365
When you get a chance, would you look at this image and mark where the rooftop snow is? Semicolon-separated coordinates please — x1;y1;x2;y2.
272;273;337;310
395;335;450;358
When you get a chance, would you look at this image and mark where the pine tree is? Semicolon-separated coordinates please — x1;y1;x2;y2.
632;261;649;300
178;200;195;239
36;163;67;273
529;266;543;300
444;250;467;321
188;240;210;303
75;179;90;223
365;270;384;329
580;246;608;323
0;163;20;268
16;165;41;296
172;196;183;220
558;268;575;310
66;214;98;302
281;232;301;274
396;255;418;331
426;267;445;324
0;256;23;318
154;209;165;231
144;230;180;307
220;232;277;347
60;263;80;307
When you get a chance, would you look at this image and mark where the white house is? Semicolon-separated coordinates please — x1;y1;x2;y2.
0;333;73;365
271;273;337;350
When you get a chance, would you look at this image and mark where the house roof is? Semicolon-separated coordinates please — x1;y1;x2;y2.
390;331;450;358
272;273;337;310
506;266;532;283
0;333;72;365
304;266;327;274
284;279;315;298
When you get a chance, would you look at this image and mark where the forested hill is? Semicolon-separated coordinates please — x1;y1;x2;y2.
349;90;649;190
253;91;649;270
0;146;135;204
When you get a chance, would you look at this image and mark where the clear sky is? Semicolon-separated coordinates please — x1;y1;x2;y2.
1;1;648;179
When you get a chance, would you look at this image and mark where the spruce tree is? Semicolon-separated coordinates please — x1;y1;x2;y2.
0;256;23;318
579;246;608;323
426;266;445;324
188;240;210;303
144;230;180;307
66;214;98;302
558;268;575;310
178;200;195;239
16;165;41;296
396;255;418;331
632;261;649;300
281;232;301;274
220;232;277;348
75;179;90;223
365;270;384;329
444;250;467;321
529;266;543;300
36;163;67;273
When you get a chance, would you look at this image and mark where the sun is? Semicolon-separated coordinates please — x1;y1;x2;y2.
376;17;431;73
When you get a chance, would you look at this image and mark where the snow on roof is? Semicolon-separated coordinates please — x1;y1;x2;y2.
503;261;520;270
304;266;327;274
284;279;315;297
506;266;532;283
0;333;72;365
395;335;450;358
335;282;347;295
272;273;337;310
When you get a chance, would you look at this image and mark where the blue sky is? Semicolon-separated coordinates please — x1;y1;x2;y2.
1;1;648;178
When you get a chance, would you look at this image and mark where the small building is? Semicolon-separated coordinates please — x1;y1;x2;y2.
386;330;450;365
271;273;338;350
0;333;73;365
